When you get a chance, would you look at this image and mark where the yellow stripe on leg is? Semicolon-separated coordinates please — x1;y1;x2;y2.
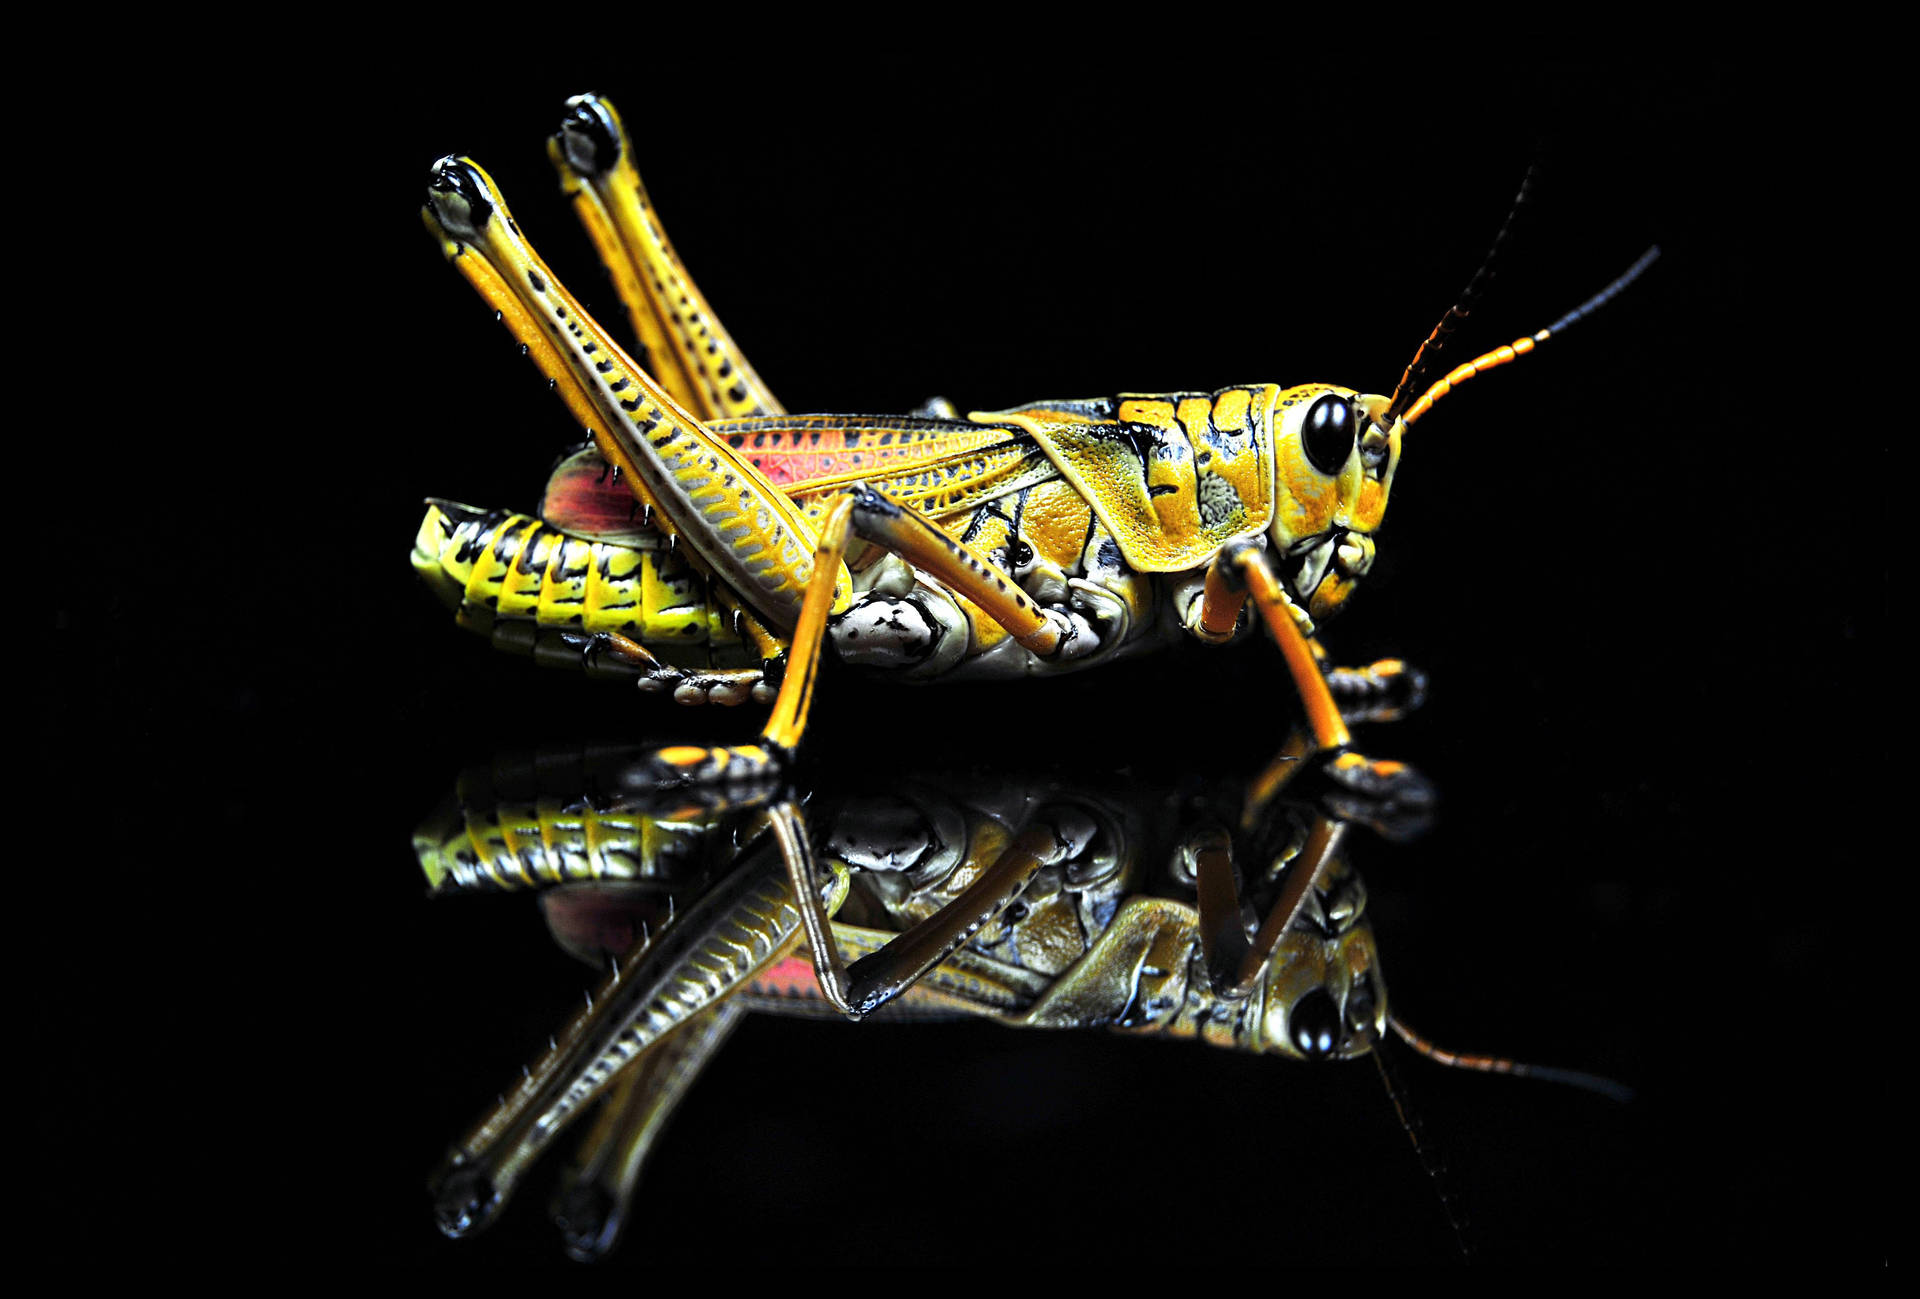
1232;545;1351;752
761;496;857;753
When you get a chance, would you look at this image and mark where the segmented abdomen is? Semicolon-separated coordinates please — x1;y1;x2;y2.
415;785;728;893
413;500;758;670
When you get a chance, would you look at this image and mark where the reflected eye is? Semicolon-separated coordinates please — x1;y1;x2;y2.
1302;395;1356;476
1289;987;1343;1059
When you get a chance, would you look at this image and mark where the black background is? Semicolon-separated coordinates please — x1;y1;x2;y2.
71;52;1879;1268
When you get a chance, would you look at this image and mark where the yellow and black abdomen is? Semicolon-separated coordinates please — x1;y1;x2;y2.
412;500;760;674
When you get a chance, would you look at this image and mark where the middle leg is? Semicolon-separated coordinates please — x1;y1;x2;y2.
649;480;1115;787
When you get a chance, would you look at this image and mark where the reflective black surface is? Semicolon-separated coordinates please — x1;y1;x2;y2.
82;56;1877;1267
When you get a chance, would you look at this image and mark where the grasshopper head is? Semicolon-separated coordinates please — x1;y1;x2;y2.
1267;386;1402;624
1258;858;1390;1061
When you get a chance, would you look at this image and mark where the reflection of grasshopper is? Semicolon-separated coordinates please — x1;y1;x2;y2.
414;94;1656;787
418;722;1617;1259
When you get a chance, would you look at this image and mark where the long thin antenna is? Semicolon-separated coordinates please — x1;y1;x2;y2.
1382;167;1536;427
1371;1033;1473;1261
1401;246;1661;427
1389;1013;1635;1103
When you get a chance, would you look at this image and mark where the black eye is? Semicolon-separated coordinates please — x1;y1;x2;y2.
1302;395;1355;477
1289;987;1343;1059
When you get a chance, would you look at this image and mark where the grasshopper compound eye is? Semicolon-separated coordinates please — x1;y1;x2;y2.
556;93;622;177
1302;394;1357;477
425;156;494;242
1290;987;1344;1059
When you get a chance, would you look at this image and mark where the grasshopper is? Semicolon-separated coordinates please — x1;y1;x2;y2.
413;94;1658;788
417;720;1623;1258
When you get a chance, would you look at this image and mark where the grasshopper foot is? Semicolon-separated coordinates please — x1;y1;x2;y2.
669;669;768;707
1326;657;1428;723
1319;751;1436;842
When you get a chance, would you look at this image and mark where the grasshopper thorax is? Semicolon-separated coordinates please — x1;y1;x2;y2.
1266;385;1403;624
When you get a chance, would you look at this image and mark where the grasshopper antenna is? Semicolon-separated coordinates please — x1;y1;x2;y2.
1398;246;1661;428
1389;1013;1635;1103
1371;1029;1473;1261
1382;166;1536;428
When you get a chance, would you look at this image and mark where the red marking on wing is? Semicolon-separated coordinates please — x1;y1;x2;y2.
729;429;899;486
747;954;827;1000
722;420;1007;491
540;420;1019;536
